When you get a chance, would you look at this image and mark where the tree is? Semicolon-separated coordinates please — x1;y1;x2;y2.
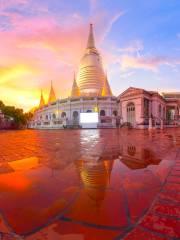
0;101;4;109
0;101;32;128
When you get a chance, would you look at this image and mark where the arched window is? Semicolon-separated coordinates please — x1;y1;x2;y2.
113;110;117;116
167;108;175;121
52;113;56;119
144;98;149;117
73;111;78;119
61;112;66;118
127;102;135;124
45;115;48;120
100;110;106;116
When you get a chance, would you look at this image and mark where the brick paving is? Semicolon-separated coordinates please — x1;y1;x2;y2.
0;128;179;239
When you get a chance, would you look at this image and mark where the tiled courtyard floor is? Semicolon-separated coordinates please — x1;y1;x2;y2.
0;128;179;240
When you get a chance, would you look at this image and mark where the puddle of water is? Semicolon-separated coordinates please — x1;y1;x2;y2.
0;129;178;238
8;157;39;171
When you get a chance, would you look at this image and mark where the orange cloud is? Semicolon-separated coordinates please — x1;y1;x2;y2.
0;1;124;111
0;20;85;110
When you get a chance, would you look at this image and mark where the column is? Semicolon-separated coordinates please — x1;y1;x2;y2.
141;97;144;118
160;119;163;129
148;117;152;130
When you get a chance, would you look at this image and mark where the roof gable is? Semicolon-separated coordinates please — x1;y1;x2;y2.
118;87;144;98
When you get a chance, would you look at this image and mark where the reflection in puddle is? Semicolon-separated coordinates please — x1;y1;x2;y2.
120;146;161;169
0;173;31;190
77;160;113;189
0;162;14;174
75;160;114;208
9;157;39;171
0;129;177;239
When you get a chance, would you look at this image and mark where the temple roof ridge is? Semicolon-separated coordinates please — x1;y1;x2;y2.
39;89;45;108
48;81;56;104
71;73;80;97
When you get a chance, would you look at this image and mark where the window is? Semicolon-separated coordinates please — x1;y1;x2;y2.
113;110;117;116
144;98;149;117
73;111;78;119
61;112;66;118
159;104;161;117
100;110;106;116
127;102;135;124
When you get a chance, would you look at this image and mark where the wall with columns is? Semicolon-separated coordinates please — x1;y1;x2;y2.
31;96;117;128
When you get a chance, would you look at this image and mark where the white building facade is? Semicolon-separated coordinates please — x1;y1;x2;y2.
29;25;180;129
30;96;118;129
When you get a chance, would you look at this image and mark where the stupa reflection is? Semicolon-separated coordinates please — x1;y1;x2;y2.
75;159;114;207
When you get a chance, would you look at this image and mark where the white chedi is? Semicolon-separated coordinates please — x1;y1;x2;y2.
77;24;106;96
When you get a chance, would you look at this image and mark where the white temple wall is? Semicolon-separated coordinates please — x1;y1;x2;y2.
31;97;117;129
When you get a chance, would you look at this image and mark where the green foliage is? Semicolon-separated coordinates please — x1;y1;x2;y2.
0;101;4;109
0;100;32;128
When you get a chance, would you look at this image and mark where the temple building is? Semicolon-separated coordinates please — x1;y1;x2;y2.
118;87;180;128
30;24;117;129
29;24;180;129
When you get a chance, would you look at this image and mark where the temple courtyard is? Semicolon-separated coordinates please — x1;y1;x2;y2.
0;128;179;240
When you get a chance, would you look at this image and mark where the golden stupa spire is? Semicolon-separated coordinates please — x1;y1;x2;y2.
71;73;80;97
48;81;56;104
39;89;45;108
101;73;113;96
87;23;96;49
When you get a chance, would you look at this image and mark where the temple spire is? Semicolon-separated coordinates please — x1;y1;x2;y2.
87;23;96;49
39;90;45;108
101;73;113;96
71;73;80;97
48;81;56;104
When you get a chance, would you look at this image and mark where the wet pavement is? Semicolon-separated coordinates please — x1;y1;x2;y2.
0;128;179;240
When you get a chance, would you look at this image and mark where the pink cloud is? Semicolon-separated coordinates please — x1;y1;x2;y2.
0;0;28;10
0;8;122;111
120;55;180;71
118;40;144;54
0;0;126;111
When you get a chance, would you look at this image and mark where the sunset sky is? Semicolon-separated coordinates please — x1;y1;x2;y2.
0;0;180;111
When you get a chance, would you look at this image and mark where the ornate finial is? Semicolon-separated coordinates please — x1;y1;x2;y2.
87;23;95;49
39;89;45;108
71;73;80;97
48;81;56;104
